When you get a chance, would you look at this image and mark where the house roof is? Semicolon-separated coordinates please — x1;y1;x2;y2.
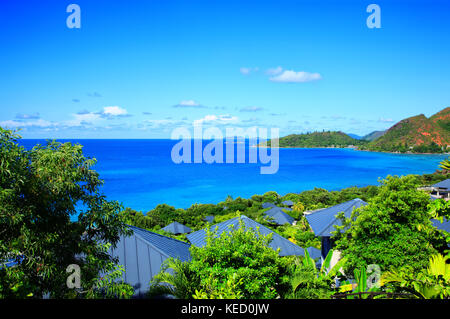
264;207;295;225
161;221;192;234
0;258;20;270
281;200;294;206
204;216;215;223
186;215;312;257
262;202;277;209
129;225;191;262
305;198;368;237
432;218;450;233
432;179;450;190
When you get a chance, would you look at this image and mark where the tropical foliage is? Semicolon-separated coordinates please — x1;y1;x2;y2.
334;175;439;274
263;131;365;148
285;249;346;299
381;253;450;299
149;219;291;299
0;128;133;298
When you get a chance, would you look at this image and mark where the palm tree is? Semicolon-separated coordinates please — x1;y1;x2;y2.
147;258;199;299
439;158;450;171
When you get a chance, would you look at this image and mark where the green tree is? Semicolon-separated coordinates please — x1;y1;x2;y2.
149;218;291;299
0;128;132;298
334;175;438;275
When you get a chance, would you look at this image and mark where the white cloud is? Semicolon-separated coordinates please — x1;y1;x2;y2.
0;119;56;129
239;106;264;112
173;100;207;108
193;114;239;126
266;66;283;76
379;117;395;123
240;67;259;75
102;106;128;116
179;100;200;107
270;70;322;83
15;113;40;120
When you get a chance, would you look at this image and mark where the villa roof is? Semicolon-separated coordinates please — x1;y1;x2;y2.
281;200;294;206
262;202;277;209
186;215;314;257
127;226;191;262
204;216;215;223
432;218;450;233
109;225;191;296
264;207;295;225
305;198;368;237
432;179;450;190
161;221;192;234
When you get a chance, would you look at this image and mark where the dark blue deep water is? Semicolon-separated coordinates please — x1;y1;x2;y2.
19;139;446;212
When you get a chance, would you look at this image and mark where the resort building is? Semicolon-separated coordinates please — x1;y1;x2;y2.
429;179;450;200
161;221;192;235
186;215;321;258
262;202;277;209
281;200;294;207
109;225;191;297
304;198;368;260
203;215;215;223
263;207;295;225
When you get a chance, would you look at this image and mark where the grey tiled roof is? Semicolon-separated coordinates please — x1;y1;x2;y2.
161;221;192;234
130;226;191;262
186;215;310;257
262;202;277;209
432;179;450;190
432;218;450;233
305;198;368;237
264;207;295;225
204;216;214;223
281;200;294;206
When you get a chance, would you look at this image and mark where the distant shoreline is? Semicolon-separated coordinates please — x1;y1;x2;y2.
253;144;449;155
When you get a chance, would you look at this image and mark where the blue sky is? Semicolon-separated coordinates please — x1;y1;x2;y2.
1;0;450;138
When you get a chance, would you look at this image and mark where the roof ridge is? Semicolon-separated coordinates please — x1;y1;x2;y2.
315;199;361;236
128;225;191;246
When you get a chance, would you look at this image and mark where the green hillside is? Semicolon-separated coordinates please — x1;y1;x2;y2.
262;131;365;148
361;108;450;153
361;130;386;142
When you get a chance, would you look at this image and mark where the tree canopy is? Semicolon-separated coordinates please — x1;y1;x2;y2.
0;128;132;298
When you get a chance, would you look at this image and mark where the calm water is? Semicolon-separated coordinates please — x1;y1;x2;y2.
20;139;447;212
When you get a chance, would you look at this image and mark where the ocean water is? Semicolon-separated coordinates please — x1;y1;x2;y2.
19;139;447;212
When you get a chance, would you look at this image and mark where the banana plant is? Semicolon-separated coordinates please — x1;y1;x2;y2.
300;249;346;280
380;253;450;299
338;265;381;299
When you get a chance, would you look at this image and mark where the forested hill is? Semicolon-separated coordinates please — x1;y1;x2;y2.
360;107;450;153
262;131;364;148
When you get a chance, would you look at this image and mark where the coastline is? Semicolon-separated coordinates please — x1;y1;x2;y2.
253;144;449;155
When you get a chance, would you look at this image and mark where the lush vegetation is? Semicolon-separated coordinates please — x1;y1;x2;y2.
333;175;445;274
262;131;366;148
149;220;292;299
263;107;450;154
0;128;133;298
1;127;449;299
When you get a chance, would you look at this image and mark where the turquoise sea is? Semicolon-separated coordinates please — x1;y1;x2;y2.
20;139;447;212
